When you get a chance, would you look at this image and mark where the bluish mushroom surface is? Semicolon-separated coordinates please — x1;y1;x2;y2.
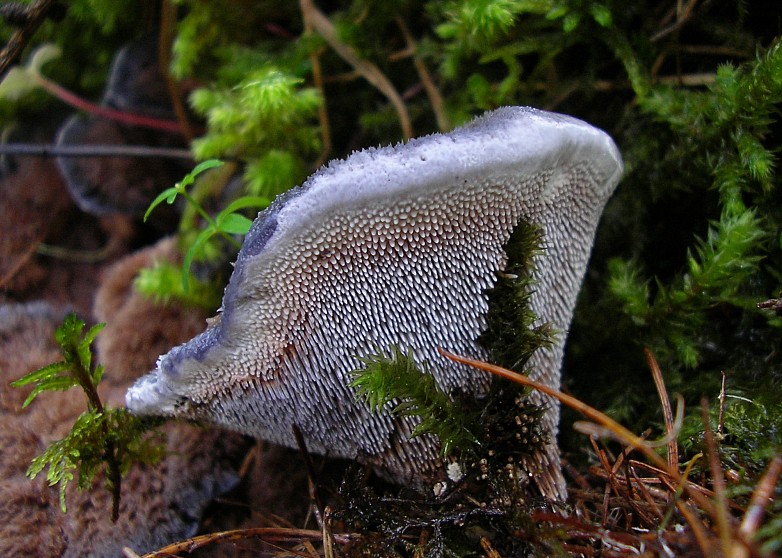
127;107;622;497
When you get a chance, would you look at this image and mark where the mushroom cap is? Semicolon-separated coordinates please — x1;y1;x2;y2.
127;106;622;489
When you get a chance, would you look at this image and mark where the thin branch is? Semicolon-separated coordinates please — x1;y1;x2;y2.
292;424;324;529
437;349;723;524
675;44;751;58
323;507;336;558
0;0;57;75
137;527;353;558
590;73;717;91
757;296;782;311
651;0;700;42
300;1;332;167
737;455;782;552
299;0;412;140
396;17;449;132
0;231;44;289
0;143;193;159
159;0;195;143
718;372;727;438
702;397;735;556
36;242;116;263
444;348;666;466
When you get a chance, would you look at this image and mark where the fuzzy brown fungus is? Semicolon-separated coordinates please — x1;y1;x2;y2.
126;107;623;499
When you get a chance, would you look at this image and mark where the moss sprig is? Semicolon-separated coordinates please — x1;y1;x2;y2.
351;346;480;458
609;210;766;368
10;313;165;521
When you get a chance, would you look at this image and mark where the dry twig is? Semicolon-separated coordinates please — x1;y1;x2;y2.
736;455;782;558
300;0;333;167
646;348;680;471
396;17;449;132
299;0;412;139
136;527;351;557
0;0;57;75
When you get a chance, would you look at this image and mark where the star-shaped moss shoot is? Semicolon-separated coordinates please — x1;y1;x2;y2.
127;107;622;499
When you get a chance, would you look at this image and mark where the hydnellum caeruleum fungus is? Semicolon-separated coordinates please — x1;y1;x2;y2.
127;107;623;499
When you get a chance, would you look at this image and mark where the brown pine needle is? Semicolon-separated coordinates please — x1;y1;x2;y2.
645;348;679;470
438;348;731;552
137;527;350;558
439;348;670;470
702;398;735;556
733;455;782;558
718;372;728;438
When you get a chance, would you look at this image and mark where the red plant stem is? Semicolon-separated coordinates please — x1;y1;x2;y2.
34;74;183;134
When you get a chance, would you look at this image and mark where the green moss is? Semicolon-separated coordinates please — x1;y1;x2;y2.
11;314;164;519
478;218;552;371
346;219;554;556
351;346;481;458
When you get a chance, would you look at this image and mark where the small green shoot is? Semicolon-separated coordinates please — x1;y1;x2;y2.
351;346;479;457
13;313;105;409
144;159;269;291
11;313;165;521
0;43;61;100
143;159;226;222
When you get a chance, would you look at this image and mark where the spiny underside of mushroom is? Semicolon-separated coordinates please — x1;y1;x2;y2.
127;107;623;499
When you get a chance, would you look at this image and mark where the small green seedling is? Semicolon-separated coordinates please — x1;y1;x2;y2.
144;159;269;291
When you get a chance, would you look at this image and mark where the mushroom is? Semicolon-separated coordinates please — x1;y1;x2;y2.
126;107;623;499
56;37;189;217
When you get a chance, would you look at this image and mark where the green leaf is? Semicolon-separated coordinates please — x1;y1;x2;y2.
22;376;80;408
10;361;70;387
190;158;225;176
589;5;612;27
562;12;580;32
143;187;178;221
76;322;105;372
55;313;84;347
81;322;106;348
143;160;224;222
217;213;253;235
91;364;105;386
545;7;568;20
219;195;268;216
